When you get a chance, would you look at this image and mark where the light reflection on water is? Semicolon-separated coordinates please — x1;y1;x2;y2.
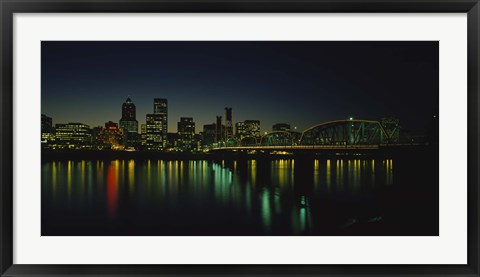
41;157;433;236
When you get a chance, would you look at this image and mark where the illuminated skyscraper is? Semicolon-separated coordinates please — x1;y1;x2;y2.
119;97;138;133
178;117;195;138
119;97;140;148
140;124;147;146
154;98;168;115
154;98;168;140
216;116;223;143
145;98;168;150
224;107;233;140
177;117;195;151
236;120;260;139
146;114;165;150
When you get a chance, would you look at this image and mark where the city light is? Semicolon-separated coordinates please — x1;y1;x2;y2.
41;97;425;154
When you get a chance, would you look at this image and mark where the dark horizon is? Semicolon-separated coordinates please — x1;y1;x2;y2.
41;41;439;133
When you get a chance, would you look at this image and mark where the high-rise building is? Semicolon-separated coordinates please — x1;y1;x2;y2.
155;99;168;142
145;98;168;150
177;117;195;151
215;116;224;143
140;124;147;147
119;97;138;133
202;123;216;146
236;120;260;139
273;123;291;132
146;113;166;150
119;97;140;149
178;117;195;138
154;98;168;115
224;107;233;140
55;123;92;149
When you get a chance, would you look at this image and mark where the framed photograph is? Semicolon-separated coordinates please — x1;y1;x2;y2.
1;0;478;276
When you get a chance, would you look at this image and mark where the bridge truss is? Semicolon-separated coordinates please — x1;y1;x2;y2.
300;120;390;146
208;119;398;149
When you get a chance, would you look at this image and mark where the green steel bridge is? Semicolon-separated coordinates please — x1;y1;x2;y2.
207;119;424;153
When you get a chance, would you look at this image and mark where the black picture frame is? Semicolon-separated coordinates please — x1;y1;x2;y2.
1;0;479;276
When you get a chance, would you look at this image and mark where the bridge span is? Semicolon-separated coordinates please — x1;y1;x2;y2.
204;118;428;155
209;145;380;152
207;143;428;157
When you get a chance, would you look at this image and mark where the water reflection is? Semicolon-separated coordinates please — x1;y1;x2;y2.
41;157;437;236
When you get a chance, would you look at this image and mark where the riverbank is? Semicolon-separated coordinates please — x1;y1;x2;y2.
41;144;436;161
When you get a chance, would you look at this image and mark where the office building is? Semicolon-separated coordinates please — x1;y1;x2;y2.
202;123;216;146
119;97;139;133
224;107;233;140
236;120;260;139
119;97;139;149
55;123;92;149
177;117;195;151
216;116;224;143
154;98;168;115
92;126;105;149
146;113;166;150
140;124;147;147
95;121;125;150
145;98;168;150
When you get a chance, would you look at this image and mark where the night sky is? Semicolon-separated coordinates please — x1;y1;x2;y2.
41;41;438;133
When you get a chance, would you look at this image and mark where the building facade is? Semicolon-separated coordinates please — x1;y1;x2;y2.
119;97;139;149
202;123;216;146
236;120;261;139
145;98;168;150
145;113;166;150
215;116;224;143
177;117;195;151
96;121;125;150
224;107;233;141
119;97;138;132
140;124;147;147
54;123;92;149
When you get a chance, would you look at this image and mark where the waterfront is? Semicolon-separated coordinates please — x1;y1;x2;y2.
41;155;438;236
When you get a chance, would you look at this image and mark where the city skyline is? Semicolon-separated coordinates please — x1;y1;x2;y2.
41;41;439;133
41;41;440;237
42;96;358;134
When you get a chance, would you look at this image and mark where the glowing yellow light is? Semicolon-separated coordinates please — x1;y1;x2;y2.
326;159;331;189
128;160;135;190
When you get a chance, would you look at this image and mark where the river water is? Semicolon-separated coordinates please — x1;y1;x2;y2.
41;157;438;235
